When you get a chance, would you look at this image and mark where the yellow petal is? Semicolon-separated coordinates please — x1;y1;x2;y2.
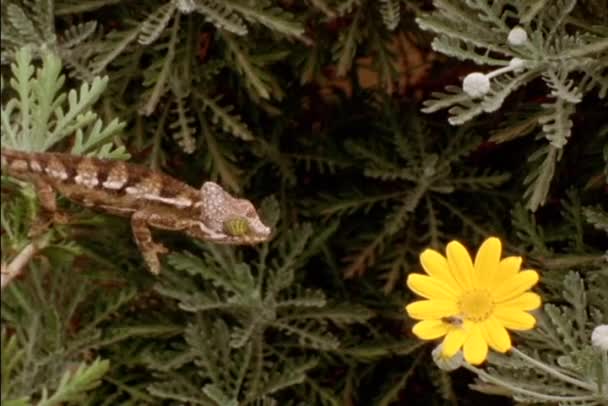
494;256;522;286
463;324;488;365
420;249;461;291
446;241;475;290
481;317;511;353
441;328;467;358
405;300;459;320
497;292;541;310
493;308;536;331
407;273;458;300
412;320;450;339
493;270;539;302
474;237;501;289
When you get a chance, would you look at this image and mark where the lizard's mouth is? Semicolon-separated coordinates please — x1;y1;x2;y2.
246;230;272;244
244;223;272;244
222;233;269;245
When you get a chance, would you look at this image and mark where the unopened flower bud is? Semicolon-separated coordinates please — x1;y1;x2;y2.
432;344;464;371
509;57;526;73
591;324;608;350
508;26;528;46
176;0;196;13
463;72;490;98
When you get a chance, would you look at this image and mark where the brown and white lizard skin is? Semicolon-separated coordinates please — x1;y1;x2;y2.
1;148;272;274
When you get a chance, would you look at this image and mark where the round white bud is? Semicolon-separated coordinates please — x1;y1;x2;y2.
509;57;526;73
591;324;608;350
462;72;490;98
176;0;196;13
432;344;464;371
508;26;528;46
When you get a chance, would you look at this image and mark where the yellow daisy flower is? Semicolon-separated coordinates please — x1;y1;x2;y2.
405;237;541;365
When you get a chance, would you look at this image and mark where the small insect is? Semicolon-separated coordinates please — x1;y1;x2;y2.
223;216;250;236
441;315;464;327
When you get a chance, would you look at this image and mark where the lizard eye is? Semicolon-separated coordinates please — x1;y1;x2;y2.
223;216;250;236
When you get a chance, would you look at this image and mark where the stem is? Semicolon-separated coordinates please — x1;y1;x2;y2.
1;232;52;289
464;363;596;403
600;350;608;395
561;37;608;59
565;16;608;35
511;347;595;391
486;64;516;79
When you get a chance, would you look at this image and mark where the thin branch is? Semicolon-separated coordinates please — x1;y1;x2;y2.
1;232;52;289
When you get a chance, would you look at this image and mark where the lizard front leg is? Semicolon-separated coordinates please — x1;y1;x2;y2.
29;180;69;236
34;180;57;212
131;210;169;275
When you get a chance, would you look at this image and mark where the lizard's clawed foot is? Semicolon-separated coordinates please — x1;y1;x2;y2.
28;211;71;237
152;242;169;255
52;212;70;225
28;219;52;237
141;242;168;275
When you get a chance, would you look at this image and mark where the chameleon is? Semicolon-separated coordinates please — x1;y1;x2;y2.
0;148;272;274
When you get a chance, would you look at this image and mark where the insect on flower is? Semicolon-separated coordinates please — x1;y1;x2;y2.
441;315;464;327
405;237;542;365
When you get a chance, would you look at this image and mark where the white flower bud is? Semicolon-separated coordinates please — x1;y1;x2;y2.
462;72;490;98
509;57;526;73
432;344;464;371
508;26;528;46
176;0;196;13
591;324;608;350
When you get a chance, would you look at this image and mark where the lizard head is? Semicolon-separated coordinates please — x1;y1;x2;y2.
199;182;272;244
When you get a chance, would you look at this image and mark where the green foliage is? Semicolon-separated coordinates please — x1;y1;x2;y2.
379;0;400;31
2;0;306;188
471;270;608;405
583;206;608;233
1;46;127;158
0;262;132;404
148;200;373;404
323;0;402;93
417;0;608;211
2;327;110;406
319;102;509;292
487;188;608;402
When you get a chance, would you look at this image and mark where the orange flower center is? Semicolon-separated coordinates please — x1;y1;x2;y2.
458;290;495;322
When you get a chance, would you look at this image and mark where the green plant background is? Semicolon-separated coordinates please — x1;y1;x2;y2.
1;0;607;405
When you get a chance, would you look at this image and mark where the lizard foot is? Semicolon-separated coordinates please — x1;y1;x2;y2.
28;210;72;238
140;242;168;275
28;218;52;237
151;242;169;255
52;212;71;225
